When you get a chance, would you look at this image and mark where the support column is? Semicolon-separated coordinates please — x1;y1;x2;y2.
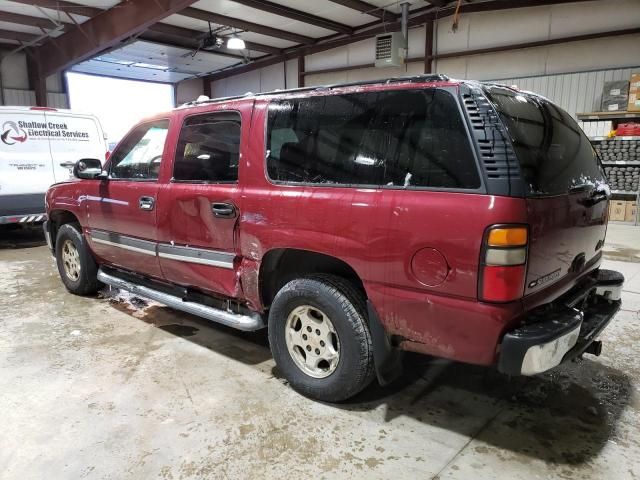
297;56;305;88
202;77;211;98
26;48;47;107
424;19;434;74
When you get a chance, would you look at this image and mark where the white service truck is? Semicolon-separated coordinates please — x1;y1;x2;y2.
0;106;107;225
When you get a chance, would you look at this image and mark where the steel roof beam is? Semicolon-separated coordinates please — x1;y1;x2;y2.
204;0;599;82
325;0;397;20
3;0;283;55
147;23;281;55
0;28;39;43
8;0;101;18
0;11;67;30
31;0;200;77
179;7;316;44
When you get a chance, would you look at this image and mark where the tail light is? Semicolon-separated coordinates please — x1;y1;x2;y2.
479;225;528;302
105;150;111;162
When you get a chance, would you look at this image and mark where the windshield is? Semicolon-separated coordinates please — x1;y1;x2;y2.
485;86;605;196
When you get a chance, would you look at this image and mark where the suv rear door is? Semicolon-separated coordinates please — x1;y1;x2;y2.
485;86;608;301
155;102;252;298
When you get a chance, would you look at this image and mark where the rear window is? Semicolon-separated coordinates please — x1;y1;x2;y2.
266;88;481;190
486;86;605;196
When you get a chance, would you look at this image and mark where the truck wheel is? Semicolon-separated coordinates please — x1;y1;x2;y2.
55;223;100;295
268;274;375;402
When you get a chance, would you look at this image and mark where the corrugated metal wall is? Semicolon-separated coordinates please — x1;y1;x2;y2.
1;89;69;108
1;88;35;106
490;66;640;118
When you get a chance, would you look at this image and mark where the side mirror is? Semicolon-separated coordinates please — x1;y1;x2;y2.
73;158;107;180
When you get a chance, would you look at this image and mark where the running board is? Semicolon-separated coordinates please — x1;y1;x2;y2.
97;268;265;331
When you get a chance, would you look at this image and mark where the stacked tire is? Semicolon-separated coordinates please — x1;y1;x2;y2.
604;166;640;192
594;139;640;192
595;139;639;162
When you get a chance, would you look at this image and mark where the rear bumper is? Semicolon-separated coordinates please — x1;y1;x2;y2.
0;193;46;217
498;269;623;376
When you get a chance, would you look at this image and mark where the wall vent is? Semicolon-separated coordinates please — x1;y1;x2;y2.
374;32;404;68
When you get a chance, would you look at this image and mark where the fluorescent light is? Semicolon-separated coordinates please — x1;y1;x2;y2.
227;36;245;50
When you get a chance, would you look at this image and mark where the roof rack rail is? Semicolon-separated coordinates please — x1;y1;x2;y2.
180;74;451;107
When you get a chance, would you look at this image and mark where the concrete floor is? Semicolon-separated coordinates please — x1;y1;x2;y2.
1;225;639;480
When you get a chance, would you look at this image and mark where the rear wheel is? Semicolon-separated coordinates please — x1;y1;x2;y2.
268;274;374;402
55;223;100;295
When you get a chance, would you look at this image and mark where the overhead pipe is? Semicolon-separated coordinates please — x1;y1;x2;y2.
400;1;410;60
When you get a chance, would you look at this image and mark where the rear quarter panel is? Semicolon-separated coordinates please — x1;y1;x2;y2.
240;99;529;365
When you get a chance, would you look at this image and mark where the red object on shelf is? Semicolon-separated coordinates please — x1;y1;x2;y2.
616;122;640;136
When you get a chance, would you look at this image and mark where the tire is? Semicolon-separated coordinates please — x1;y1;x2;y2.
268;274;375;402
55;223;100;295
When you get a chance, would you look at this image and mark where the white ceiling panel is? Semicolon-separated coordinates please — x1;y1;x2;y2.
0;0;88;24
0;20;47;35
63;0;119;8
364;0;431;14
192;0;335;37
262;0;380;27
162;14;296;49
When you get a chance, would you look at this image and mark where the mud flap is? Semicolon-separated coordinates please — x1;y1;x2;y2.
367;300;403;386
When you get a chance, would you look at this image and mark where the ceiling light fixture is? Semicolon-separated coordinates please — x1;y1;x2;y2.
227;35;246;50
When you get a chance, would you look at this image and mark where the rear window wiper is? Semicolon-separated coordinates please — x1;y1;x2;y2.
573;183;611;206
568;184;593;194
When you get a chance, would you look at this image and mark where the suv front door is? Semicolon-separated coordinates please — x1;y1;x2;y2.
156;106;249;298
85;119;169;280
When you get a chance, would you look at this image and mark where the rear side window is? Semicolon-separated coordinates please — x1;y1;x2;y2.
266;89;480;189
173;112;241;183
486;86;605;196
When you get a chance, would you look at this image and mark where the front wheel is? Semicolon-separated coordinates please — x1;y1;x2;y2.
55;223;100;295
268;275;375;402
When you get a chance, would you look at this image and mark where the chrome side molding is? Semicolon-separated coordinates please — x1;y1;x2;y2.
97;268;264;331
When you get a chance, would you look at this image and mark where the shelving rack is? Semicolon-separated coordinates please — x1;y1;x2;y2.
580;111;639;226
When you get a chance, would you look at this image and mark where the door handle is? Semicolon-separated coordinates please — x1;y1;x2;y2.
59;161;76;168
211;202;237;218
139;196;155;211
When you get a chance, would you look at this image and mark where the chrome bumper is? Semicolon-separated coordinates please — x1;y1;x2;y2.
498;269;623;376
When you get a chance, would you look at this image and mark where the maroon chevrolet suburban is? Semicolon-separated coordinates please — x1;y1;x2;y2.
44;75;623;402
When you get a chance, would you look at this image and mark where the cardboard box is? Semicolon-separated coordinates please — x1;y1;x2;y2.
610;201;627;221
602;80;629;112
629;92;640;112
625;201;638;222
629;74;640;112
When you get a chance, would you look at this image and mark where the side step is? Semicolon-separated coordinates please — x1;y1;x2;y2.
97;268;265;331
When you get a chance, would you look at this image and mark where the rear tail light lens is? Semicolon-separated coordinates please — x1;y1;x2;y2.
480;225;528;303
487;227;527;247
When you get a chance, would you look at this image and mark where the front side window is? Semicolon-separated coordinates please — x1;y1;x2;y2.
266;89;481;189
173;112;241;183
110;120;169;180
